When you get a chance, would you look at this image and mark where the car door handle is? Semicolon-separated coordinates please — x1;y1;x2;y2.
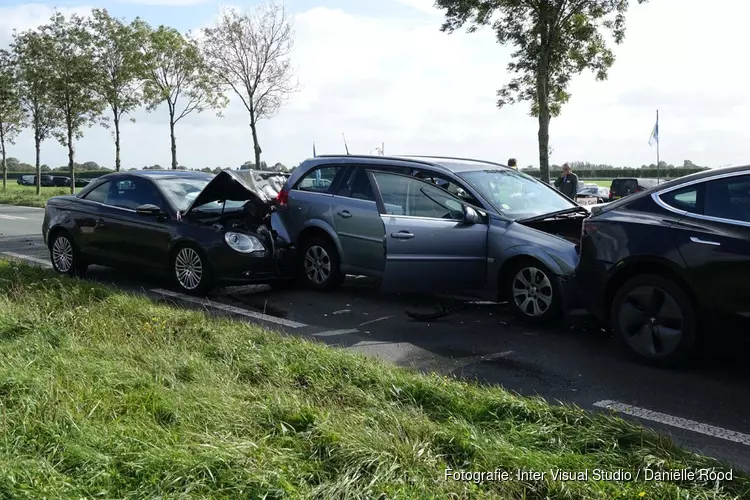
337;210;352;219
391;231;415;240
690;236;720;246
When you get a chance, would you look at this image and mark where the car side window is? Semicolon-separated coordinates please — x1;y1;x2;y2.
660;185;700;214
296;166;340;193
81;181;111;204
107;178;163;210
372;172;464;220
337;168;375;201
413;170;481;206
704;175;750;223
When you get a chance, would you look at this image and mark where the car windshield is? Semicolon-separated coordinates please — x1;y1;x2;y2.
460;169;576;219
155;177;246;212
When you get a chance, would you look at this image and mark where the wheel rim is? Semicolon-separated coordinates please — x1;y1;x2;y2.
617;285;685;358
52;236;74;273
175;248;203;290
304;245;331;284
511;266;553;317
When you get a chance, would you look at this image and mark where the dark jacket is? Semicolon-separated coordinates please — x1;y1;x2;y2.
554;172;578;199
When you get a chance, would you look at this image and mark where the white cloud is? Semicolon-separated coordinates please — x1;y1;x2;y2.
1;0;749;170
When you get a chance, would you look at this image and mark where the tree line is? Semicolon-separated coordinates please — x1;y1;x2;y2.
0;1;297;194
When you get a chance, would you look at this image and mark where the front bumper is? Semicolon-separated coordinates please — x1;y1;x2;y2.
207;244;297;285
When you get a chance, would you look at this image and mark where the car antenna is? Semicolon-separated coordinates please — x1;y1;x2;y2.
313;141;317;157
342;133;350;155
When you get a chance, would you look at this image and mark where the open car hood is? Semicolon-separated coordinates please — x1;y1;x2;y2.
185;170;268;216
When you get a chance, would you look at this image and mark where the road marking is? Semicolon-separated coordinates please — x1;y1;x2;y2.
1;252;52;268
359;315;394;327
0;214;26;220
151;288;308;329
312;328;360;337
593;400;750;446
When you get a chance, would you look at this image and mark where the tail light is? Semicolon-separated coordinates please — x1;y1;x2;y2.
276;188;289;208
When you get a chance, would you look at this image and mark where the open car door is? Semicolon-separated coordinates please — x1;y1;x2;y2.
367;170;488;295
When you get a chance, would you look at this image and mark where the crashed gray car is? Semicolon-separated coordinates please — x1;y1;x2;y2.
274;155;587;323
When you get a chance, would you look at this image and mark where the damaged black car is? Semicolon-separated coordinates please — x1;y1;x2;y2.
42;169;296;294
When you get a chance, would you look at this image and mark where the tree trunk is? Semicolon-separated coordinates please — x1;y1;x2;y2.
67;123;75;195
249;107;262;169
536;55;552;184
114;112;121;172
35;130;41;196
0;125;6;192
169;117;177;170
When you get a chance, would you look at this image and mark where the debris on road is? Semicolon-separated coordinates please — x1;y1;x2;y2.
332;309;351;315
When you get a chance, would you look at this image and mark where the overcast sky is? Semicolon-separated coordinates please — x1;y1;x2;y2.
0;0;745;170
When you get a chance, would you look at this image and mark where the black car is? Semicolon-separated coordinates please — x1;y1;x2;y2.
577;165;750;367
17;175;34;185
42;170;297;294
51;176;71;187
608;178;660;201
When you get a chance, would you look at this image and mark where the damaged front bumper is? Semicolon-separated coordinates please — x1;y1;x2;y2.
207;241;297;285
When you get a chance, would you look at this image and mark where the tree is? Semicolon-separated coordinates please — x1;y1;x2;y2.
12;28;58;194
201;2;298;169
89;9;150;172
42;12;105;193
0;49;26;192
142;26;227;170
437;0;647;183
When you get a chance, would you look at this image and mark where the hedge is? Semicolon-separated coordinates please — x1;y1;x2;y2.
5;170;113;180
525;167;707;179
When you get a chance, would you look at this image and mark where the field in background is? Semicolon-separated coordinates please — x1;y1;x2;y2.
0;260;745;498
0;184;74;208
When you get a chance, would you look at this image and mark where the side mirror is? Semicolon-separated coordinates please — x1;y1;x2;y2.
463;205;481;225
136;204;162;216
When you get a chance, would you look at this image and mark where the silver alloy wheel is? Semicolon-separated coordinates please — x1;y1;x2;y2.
175;247;203;290
304;245;331;284
512;266;554;317
52;236;73;273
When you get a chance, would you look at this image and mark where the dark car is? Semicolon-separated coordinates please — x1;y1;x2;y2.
42;170;297;294
51;176;70;187
17;175;34;186
608;178;659;201
577;165;750;367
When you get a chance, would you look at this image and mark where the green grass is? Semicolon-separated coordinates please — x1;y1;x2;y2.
0;183;74;208
0;260;747;499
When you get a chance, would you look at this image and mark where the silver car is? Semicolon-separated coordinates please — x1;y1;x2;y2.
273;155;588;323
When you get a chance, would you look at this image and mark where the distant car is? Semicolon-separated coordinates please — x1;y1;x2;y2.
577;165;750;367
17;175;35;186
42;170;297;294
51;176;70;187
75;178;92;187
577;183;609;204
275;155;589;323
608;178;659;201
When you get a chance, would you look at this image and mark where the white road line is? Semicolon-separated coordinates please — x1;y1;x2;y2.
0;214;26;220
312;328;360;337
1;252;52;268
359;315;394;327
151;288;308;329
593;400;750;446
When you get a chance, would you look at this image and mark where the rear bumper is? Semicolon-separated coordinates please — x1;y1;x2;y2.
558;274;582;313
574;268;607;321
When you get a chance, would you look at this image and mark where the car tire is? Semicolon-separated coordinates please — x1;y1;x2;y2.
504;260;562;324
172;245;212;296
610;274;698;368
299;237;342;292
49;231;87;277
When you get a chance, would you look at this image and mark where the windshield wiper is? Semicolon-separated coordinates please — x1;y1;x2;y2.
516;206;589;223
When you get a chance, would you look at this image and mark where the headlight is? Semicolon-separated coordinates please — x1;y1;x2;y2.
224;232;265;253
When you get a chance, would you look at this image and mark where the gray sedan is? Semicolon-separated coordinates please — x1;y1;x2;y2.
273;155;588;323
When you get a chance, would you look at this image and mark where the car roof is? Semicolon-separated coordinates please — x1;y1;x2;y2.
100;170;214;181
303;154;510;174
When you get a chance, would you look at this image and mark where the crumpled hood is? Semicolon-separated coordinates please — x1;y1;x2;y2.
185;170;268;216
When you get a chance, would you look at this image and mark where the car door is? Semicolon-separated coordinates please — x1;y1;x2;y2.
98;177;174;269
658;174;750;318
285;164;348;238
331;166;387;274
368;170;488;294
73;180;113;260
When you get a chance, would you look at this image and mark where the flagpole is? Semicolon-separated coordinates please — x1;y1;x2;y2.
656;109;660;183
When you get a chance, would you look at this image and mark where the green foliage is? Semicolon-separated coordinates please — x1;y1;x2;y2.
0;260;747;498
437;0;647;182
524;166;707;180
0;49;27;190
142;25;227;169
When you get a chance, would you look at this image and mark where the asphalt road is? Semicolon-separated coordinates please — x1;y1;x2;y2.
2;203;750;471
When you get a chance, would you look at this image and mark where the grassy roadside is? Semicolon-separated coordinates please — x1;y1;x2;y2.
0;261;746;498
0;184;72;208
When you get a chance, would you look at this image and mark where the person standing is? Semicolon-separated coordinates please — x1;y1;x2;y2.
507;158;518;169
554;163;579;200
